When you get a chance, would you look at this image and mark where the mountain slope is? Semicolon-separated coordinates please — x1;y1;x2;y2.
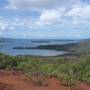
70;39;90;53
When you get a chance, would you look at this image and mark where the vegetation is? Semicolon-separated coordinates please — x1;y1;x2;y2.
70;39;90;53
0;53;90;86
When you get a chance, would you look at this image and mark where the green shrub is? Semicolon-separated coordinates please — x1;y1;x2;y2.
0;59;6;69
6;57;19;70
56;64;77;86
18;60;40;74
39;64;55;76
81;71;90;83
58;73;76;86
0;53;90;85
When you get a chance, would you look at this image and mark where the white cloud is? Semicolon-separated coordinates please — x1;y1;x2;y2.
63;4;90;27
0;22;8;31
0;16;36;32
6;0;80;10
1;0;90;39
66;5;90;19
0;20;8;36
1;1;90;31
36;8;65;25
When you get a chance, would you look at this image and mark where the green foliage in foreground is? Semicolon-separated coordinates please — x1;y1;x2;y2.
0;53;90;86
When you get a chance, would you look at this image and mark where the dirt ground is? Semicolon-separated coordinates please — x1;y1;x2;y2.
0;70;90;90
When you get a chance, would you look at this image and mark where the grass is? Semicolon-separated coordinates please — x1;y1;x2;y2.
0;53;90;86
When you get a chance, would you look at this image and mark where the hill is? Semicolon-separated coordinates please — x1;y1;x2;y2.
69;39;90;53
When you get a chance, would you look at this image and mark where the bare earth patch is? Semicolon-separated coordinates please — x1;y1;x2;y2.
0;70;90;90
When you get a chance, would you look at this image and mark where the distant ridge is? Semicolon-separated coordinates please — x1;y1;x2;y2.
70;39;90;53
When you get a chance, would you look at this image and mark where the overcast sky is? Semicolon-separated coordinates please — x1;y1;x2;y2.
0;0;90;39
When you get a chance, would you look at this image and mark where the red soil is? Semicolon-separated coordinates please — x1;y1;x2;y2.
0;70;90;90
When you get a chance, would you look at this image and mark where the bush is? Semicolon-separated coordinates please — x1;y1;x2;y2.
18;60;40;74
5;57;19;70
39;64;55;77
58;73;76;86
81;71;90;83
56;64;77;86
0;59;6;69
0;53;90;85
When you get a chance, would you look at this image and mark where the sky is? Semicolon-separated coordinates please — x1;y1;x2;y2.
0;0;90;39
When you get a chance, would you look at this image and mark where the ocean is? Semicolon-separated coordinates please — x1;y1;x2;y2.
0;38;79;56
